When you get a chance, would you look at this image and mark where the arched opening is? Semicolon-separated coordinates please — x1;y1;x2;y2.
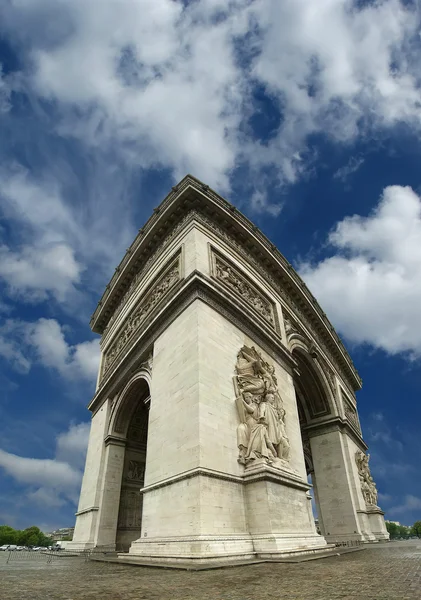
292;348;333;537
114;378;150;552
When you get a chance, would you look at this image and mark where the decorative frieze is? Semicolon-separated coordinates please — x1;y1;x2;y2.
127;460;145;482
101;215;194;336
211;250;276;329
102;254;181;376
343;391;361;434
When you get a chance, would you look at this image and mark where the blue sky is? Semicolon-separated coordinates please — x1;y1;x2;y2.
0;0;421;531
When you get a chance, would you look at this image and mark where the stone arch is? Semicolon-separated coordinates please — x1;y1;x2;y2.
107;367;152;552
109;366;152;438
292;346;336;423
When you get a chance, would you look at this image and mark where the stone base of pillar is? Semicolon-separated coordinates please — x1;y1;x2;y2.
127;534;255;564
356;510;378;543
367;506;390;541
65;541;98;551
124;533;334;566
251;533;334;559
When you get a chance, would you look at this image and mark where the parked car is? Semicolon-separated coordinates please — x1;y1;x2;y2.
7;545;17;551
0;545;10;551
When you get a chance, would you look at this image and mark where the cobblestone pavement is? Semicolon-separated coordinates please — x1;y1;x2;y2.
1;541;420;600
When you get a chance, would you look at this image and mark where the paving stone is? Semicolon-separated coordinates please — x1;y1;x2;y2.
1;541;420;600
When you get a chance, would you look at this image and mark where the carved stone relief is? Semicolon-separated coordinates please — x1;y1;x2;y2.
127;460;145;482
102;256;181;376
101;214;193;335
211;250;276;329
355;450;378;506
343;391;361;434
234;345;291;469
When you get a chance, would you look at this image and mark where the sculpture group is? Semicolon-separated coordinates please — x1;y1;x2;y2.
356;450;378;506
235;346;290;468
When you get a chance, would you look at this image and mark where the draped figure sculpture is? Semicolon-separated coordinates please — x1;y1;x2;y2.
355;450;378;506
234;346;291;468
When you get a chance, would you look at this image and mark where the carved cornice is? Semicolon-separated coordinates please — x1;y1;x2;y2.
139;465;309;494
104;434;127;448
75;506;99;517
90;175;361;392
302;416;368;451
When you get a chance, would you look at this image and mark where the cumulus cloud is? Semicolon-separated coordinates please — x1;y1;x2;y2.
0;160;136;308
55;422;91;471
0;421;90;507
1;0;419;193
0;165;83;302
0;64;11;113
0;318;100;382
248;0;421;182
390;495;421;516
9;0;246;190
300;185;421;358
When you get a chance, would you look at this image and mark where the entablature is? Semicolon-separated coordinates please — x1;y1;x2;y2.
90;175;361;393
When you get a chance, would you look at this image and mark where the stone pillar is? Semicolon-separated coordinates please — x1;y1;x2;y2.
68;400;110;550
309;428;366;544
127;301;331;564
94;437;126;549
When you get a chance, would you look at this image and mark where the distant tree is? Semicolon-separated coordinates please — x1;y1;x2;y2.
411;521;421;537
0;525;17;545
26;533;38;547
398;525;410;539
0;524;60;547
385;521;399;538
38;532;52;547
60;536;73;541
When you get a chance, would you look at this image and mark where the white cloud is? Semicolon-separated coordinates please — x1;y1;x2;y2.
248;0;421;182
0;420;90;507
0;324;31;374
333;156;364;183
56;422;90;471
0;244;81;303
0;450;81;501
1;0;418;194
300;185;421;358
0;165;83;302
23;0;246;190
0;64;11;113
0;318;100;382
0;161;137;307
390;495;421;516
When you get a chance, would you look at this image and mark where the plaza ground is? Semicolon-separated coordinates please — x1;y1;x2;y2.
1;540;420;600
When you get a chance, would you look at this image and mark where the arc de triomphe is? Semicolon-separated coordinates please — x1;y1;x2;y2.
69;175;389;565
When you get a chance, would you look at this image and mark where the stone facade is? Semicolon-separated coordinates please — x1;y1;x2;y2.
69;175;389;564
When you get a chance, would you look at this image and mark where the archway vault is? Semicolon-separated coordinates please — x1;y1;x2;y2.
107;368;152;552
108;366;152;439
291;342;337;427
